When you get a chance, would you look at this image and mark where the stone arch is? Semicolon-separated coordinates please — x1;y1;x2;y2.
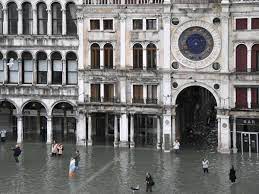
172;82;220;107
21;99;49;115
50;100;76;114
0;98;19;113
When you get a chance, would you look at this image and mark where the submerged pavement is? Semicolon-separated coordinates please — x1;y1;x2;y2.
0;142;259;194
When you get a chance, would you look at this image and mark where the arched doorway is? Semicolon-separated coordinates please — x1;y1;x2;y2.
52;102;76;143
22;102;47;142
176;86;217;149
0;100;17;141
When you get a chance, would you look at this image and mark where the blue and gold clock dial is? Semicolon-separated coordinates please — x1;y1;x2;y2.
178;26;214;61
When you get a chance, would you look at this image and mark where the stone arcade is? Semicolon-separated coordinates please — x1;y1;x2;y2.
0;0;259;154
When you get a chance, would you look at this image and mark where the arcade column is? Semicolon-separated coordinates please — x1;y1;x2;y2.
217;114;231;153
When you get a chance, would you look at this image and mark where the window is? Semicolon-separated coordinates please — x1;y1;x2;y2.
236;88;247;108
91;43;100;69
104;84;114;102
251;88;259;108
51;52;62;84
133;19;143;30
22;52;33;84
7;51;18;83
52;3;62;35
133;44;143;69
22;3;33;35
146;43;157;69
236;18;247;30
37;3;47;35
0;5;3;34
66;3;77;35
37;52;48;84
0;53;3;83
103;19;113;30
133;85;143;103
252;44;259;72
104;43;113;69
236;44;247;72
90;20;100;30
66;52;77;85
146;19;157;30
8;2;18;34
146;85;157;104
91;84;100;102
251;18;259;29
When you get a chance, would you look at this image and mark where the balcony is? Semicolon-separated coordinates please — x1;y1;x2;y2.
89;96;120;103
132;98;144;104
235;102;248;109
146;98;158;104
0;85;78;98
251;103;259;109
90;96;101;102
84;0;163;5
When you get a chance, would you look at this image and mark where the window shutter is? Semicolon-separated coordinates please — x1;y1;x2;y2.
236;18;247;30
251;45;259;72
236;45;247;72
251;18;259;29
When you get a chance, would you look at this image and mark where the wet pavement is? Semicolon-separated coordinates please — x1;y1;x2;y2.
0;142;259;194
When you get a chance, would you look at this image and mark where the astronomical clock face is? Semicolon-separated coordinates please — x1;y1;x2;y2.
178;26;214;61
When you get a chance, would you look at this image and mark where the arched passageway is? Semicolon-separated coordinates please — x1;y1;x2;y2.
52;102;76;143
22;102;47;142
0;100;17;141
176;86;217;149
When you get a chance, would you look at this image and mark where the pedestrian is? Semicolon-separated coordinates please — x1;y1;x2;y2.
73;150;80;169
145;172;154;192
69;157;76;177
12;144;22;163
0;129;7;142
229;165;236;183
173;139;180;153
202;158;209;173
51;140;58;157
57;143;64;156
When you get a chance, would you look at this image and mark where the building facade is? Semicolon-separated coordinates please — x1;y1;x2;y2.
0;0;259;154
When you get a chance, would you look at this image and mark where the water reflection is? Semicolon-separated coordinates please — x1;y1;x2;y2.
0;143;259;193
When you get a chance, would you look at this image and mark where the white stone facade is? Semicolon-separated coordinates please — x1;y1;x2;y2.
1;0;259;154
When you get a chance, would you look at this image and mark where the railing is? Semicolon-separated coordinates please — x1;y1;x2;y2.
146;98;158;104
89;96;120;103
171;0;220;3
0;85;78;98
90;96;101;102
231;0;259;3
84;0;163;5
235;102;248;109
251;103;259;109
132;98;144;104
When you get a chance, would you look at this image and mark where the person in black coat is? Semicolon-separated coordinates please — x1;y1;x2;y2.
229;165;236;183
145;172;154;192
12;144;22;163
73;150;80;169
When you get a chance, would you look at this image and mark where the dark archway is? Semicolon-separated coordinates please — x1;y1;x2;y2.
52;102;76;143
0;100;17;141
22;102;47;142
176;86;217;149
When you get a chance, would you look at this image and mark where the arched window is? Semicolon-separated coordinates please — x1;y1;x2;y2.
0;53;3;82
22;52;33;84
104;43;113;69
66;52;77;85
91;43;100;69
22;2;32;35
7;51;18;83
37;3;47;35
66;3;77;35
236;44;247;72
51;52;62;84
37;52;48;84
8;2;18;34
252;44;259;72
146;43;157;70
0;4;3;34
52;3;62;35
133;43;143;69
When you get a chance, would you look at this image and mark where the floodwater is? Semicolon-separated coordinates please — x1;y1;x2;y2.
0;142;259;194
